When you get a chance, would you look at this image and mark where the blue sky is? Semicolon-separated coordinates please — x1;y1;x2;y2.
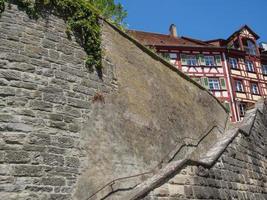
115;0;267;43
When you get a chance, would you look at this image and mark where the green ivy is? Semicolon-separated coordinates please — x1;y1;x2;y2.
0;0;106;70
0;0;5;13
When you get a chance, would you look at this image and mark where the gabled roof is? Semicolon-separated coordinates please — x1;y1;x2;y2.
127;30;216;48
227;25;260;41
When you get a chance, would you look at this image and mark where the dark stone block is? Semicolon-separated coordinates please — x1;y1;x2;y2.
25;185;53;192
28;133;51;145
5;151;30;164
42;153;64;166
13;165;43;177
65;157;80;168
30;100;53;112
50;194;71;200
41;177;66;186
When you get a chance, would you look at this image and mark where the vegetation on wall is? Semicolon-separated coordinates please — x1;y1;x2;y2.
0;0;127;70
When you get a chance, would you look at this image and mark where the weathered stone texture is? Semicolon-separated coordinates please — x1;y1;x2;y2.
0;3;265;200
145;105;267;200
0;3;114;200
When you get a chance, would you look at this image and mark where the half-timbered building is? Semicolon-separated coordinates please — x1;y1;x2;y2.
128;25;267;122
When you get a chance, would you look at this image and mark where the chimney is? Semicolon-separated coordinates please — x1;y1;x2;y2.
169;24;178;37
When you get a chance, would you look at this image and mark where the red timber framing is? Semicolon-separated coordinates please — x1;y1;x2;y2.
128;25;267;122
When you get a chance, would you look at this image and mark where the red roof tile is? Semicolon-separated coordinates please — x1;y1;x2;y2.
127;30;215;48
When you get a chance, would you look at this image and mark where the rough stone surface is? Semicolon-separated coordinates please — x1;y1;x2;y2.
144;103;267;200
0;4;113;200
0;3;265;200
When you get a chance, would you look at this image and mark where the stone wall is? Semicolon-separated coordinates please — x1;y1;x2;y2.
141;101;267;200
0;4;115;200
0;3;265;200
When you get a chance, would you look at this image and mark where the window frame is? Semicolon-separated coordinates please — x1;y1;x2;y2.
186;55;198;66
169;53;177;60
262;64;267;75
229;57;239;69
235;80;244;92
251;82;260;95
239;103;246;117
208;78;221;90
245;60;255;72
246;40;257;55
204;56;215;66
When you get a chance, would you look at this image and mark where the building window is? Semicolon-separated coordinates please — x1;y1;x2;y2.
187;55;198;66
208;78;220;90
235;80;244;92
262;65;267;75
244;40;257;55
229;58;238;69
204;56;215;66
239;103;246;117
245;60;255;72
251;82;260;95
169;53;177;60
161;53;171;60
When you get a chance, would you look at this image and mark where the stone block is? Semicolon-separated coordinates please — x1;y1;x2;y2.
30;100;53;111
13;165;43;177
65;157;80;168
40;177;66;186
5;151;30;164
28;133;50;145
0;70;21;80
42;153;64;166
47;147;65;155
5;123;33;132
67;97;91;109
48;121;67;130
68;123;80;133
50;194;71;200
43;93;66;104
25;185;53;192
0;87;16;97
55;70;78;82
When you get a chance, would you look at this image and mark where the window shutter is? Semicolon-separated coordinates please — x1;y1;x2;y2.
224;102;231;113
215;55;222;66
201;77;209;89
199;54;205;65
220;78;227;90
180;54;187;65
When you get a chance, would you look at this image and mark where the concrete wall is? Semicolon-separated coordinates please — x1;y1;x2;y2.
0;3;265;200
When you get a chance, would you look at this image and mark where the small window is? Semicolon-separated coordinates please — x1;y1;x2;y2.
262;65;267;75
246;40;257;55
208;78;220;90
229;58;238;69
251;82;260;95
187;55;198;66
236;80;244;92
204;56;215;66
245;60;255;72
169;53;177;60
161;53;171;60
239;103;246;117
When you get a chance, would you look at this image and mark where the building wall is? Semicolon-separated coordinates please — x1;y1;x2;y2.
157;48;233;120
